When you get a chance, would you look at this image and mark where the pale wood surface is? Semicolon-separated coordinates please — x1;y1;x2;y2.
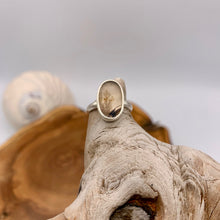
52;108;220;220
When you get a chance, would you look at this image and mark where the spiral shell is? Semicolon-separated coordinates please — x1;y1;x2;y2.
3;71;74;128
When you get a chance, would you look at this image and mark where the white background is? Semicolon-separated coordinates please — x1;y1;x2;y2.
0;0;219;162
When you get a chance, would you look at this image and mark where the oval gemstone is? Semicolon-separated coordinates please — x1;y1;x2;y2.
98;80;123;121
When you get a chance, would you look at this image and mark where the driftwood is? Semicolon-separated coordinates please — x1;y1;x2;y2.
0;103;169;220
50;80;220;220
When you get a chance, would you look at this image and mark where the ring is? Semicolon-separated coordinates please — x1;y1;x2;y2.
87;79;133;122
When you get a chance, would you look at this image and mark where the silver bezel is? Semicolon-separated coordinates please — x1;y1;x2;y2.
96;79;125;122
87;79;133;122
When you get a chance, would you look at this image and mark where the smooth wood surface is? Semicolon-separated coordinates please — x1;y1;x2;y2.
0;104;170;220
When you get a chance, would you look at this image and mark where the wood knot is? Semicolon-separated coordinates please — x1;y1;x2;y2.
0;211;9;219
110;194;157;220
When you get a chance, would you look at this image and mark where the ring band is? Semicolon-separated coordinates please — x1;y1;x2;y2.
87;79;133;122
87;100;133;112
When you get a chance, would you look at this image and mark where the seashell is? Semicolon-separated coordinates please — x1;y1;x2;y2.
3;71;74;128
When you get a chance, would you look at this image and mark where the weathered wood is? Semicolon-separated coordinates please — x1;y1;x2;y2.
50;79;220;220
0;104;169;220
52;108;220;220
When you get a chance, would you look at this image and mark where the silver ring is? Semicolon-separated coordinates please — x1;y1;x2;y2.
87;79;133;122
